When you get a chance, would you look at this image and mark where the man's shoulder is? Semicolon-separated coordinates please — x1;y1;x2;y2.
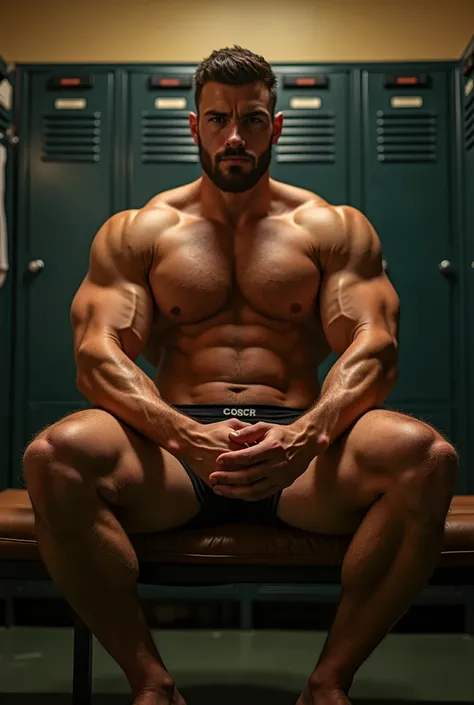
293;200;379;268
143;181;196;214
295;199;367;232
296;199;373;238
98;204;180;269
274;180;357;230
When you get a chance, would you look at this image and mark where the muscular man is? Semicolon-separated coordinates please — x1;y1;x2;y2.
23;47;458;705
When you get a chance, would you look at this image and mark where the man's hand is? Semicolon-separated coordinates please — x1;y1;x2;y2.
209;421;330;501
178;418;253;489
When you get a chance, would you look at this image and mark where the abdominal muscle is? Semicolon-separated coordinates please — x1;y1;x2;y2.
153;326;325;408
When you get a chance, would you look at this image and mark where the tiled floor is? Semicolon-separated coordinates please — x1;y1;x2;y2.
0;628;473;704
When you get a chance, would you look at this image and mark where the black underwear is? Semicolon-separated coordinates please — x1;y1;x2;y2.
172;404;309;529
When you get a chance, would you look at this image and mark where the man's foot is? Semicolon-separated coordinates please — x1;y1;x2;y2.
133;682;187;705
295;683;352;705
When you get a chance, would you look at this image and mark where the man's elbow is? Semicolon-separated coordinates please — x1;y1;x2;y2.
75;339;115;391
378;330;398;358
355;328;399;376
373;331;399;389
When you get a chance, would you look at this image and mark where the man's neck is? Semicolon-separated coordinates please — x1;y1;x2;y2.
199;173;272;227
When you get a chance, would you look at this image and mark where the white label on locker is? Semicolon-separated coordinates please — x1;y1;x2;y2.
465;79;473;97
55;99;87;110
290;97;322;109
155;98;187;110
0;80;12;110
391;97;423;108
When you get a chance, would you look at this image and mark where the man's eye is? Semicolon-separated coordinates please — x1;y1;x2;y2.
246;117;262;124
209;117;226;124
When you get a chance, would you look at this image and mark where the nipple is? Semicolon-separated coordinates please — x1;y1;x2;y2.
291;303;302;314
170;307;181;316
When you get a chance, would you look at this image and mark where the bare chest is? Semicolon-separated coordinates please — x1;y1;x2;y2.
149;222;321;325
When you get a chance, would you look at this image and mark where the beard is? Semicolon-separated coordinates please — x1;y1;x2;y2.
198;136;273;194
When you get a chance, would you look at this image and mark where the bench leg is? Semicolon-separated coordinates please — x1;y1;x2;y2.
73;612;92;705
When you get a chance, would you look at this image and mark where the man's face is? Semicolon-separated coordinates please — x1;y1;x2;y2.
189;82;283;193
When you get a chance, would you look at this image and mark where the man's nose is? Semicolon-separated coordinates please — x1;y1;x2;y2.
226;125;245;149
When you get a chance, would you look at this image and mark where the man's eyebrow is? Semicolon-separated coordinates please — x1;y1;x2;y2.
203;109;229;116
242;109;268;117
203;109;269;117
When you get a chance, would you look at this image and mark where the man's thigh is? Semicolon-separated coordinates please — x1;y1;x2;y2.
276;408;444;534
276;436;371;535
24;408;202;534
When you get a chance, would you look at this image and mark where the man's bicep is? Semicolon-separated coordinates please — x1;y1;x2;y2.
317;205;399;355
70;211;154;363
71;278;153;355
319;268;400;355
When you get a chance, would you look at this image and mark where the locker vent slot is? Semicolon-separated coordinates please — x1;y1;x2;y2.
276;111;336;163
376;112;437;163
141;112;199;163
42;113;101;162
465;94;474;152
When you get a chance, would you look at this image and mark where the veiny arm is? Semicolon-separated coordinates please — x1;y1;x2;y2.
295;205;400;447
71;209;197;452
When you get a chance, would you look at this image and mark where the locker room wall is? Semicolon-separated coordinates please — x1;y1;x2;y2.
0;0;472;64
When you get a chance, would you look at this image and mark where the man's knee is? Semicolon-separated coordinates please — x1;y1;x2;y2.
353;409;440;460
398;438;459;511
23;410;121;513
351;410;458;490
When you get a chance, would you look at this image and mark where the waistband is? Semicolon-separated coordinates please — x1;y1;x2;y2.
172;403;309;424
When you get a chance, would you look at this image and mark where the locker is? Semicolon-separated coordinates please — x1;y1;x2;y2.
271;69;350;205
361;69;463;456
126;68;200;209
12;70;117;476
0;57;13;490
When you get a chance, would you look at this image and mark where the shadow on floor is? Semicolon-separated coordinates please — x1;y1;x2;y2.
2;687;472;705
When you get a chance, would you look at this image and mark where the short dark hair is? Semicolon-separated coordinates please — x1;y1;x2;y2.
194;46;277;115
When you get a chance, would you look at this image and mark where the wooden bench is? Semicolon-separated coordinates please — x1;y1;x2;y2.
1;488;474;704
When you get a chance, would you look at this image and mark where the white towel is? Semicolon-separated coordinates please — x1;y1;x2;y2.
0;144;8;289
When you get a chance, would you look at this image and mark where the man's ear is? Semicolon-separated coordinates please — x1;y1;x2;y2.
272;111;284;144
189;112;199;145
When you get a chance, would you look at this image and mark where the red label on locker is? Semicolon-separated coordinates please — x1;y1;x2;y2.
60;78;81;86
396;77;418;85
160;79;181;87
296;78;317;86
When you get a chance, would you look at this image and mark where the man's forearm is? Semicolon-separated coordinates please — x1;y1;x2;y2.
296;332;399;448
76;341;198;455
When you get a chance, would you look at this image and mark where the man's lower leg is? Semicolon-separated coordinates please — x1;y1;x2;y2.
308;444;457;697
29;490;174;699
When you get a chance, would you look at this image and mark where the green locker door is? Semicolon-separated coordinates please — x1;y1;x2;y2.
362;69;463;472
0;58;14;490
463;50;474;493
12;69;116;484
126;68;200;209
271;69;350;204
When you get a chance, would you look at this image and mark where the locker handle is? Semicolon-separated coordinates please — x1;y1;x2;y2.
28;259;45;274
439;260;454;275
